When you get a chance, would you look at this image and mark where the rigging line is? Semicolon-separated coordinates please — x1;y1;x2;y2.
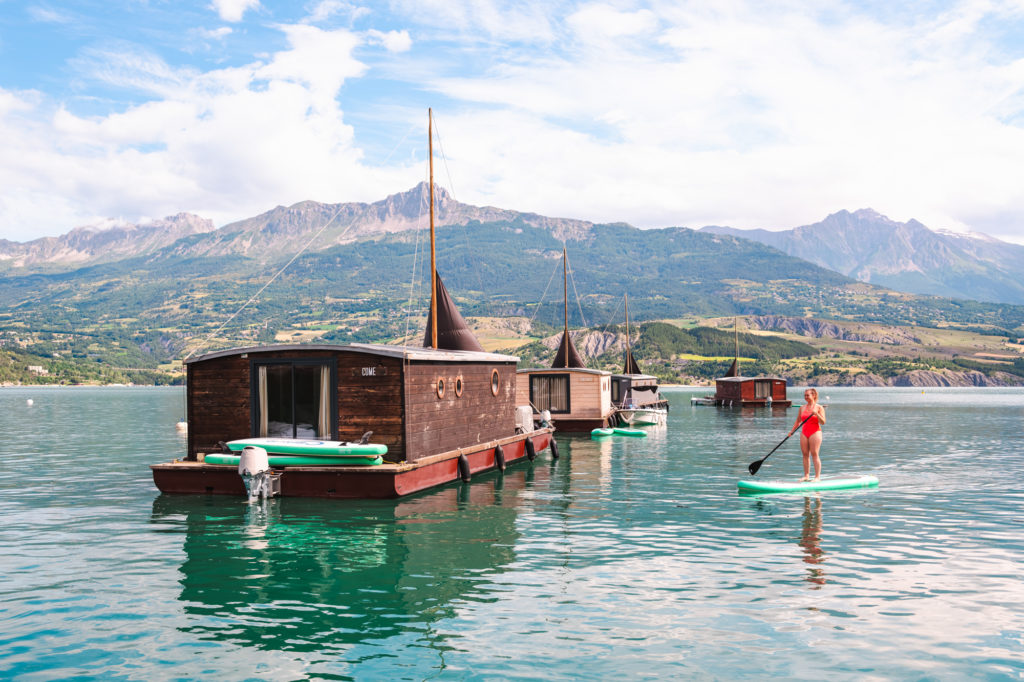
528;256;563;328
564;245;588;329
599;295;625;335
183;204;354;362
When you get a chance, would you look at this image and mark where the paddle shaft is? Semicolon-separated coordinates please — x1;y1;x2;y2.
748;409;821;476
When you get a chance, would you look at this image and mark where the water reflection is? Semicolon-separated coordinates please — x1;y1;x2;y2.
150;467;548;660
800;496;826;587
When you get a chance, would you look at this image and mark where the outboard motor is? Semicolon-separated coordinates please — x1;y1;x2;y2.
238;446;281;502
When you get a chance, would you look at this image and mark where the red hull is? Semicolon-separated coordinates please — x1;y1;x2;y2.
152;429;553;499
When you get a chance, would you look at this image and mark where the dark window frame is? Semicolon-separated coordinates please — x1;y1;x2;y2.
529;373;571;414
249;357;338;439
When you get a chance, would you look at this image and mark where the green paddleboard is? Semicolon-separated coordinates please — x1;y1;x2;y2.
737;475;878;494
225;437;387;456
205;453;383;467
612;427;647;438
591;428;614;438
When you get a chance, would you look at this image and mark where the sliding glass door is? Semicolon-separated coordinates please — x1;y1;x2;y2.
252;359;336;439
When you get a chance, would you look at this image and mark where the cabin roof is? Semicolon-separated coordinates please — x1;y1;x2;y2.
611;373;659;381
716;376;786;382
517;367;611;376
186;343;519;365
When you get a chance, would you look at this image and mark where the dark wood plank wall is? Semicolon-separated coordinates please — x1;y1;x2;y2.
404;361;518;462
335;353;405;462
187;349;407;462
187;355;251;460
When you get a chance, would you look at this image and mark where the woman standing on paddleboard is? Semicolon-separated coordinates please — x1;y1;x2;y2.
790;388;826;482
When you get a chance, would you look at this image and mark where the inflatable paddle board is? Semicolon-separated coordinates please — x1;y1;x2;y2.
205;453;383;467
612;427;647;437
591;428;614;438
737;475;878;494
225;437;387;457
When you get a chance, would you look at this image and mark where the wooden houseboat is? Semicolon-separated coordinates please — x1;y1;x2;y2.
611;294;669;426
516;248;615;432
709;318;791;407
151;109;553;499
713;375;791;407
151;341;553;498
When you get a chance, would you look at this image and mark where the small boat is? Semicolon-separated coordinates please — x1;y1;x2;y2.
690;395;717;406
615;406;667;426
611;294;669;426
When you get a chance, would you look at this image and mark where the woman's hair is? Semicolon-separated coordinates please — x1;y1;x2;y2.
805;388;818;401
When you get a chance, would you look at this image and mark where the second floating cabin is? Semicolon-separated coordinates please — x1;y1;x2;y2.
714;375;791;407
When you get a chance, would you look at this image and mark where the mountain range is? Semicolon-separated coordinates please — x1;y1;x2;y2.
4;187;1022;309
1;185;1022;358
700;209;1024;305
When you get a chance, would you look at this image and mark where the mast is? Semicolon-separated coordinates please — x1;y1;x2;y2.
428;108;437;349
562;247;569;328
734;317;739;372
625;293;631;371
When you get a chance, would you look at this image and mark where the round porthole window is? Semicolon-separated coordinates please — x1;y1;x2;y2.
455;376;464;397
436;377;446;398
490;369;500;396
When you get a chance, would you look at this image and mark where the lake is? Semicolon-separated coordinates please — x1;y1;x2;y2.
1;386;1022;680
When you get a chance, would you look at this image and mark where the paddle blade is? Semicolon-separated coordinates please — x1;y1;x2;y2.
748;458;764;476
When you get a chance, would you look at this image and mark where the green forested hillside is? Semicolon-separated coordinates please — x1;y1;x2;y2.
2;218;1023;384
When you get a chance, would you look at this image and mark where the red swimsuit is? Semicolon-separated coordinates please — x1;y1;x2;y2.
800;406;821;437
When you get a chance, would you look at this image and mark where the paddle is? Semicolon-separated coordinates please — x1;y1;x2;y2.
747;411;818;476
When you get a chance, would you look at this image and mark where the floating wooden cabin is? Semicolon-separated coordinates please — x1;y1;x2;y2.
713;375;791;407
516;248;615;432
709;319;791;407
151;109;553;499
152;342;552;498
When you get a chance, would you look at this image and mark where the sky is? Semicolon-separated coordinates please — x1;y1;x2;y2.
1;0;1023;244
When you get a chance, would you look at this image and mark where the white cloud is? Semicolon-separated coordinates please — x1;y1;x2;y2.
418;1;1024;242
367;29;412;52
567;4;658;39
306;0;369;24
27;5;72;24
210;0;260;23
0;26;419;241
198;26;234;40
4;1;1024;245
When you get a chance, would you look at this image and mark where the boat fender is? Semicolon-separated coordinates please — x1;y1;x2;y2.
494;444;506;472
525;437;536;461
550;439;560;460
458;454;471;482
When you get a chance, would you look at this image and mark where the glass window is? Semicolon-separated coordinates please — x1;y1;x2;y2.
754;380;771;399
530;374;570;413
255;360;334;439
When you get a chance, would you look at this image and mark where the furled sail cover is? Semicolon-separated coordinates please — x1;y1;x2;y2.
423;273;485;352
551;331;586;368
623;349;642;375
725;358;740;377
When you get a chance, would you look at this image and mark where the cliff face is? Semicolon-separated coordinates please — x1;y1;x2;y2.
808;369;1023;387
0;213;215;268
745;315;920;345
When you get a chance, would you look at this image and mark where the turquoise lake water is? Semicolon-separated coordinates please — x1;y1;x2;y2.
1;386;1022;680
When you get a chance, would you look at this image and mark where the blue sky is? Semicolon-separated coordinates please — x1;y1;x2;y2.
1;0;1023;243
